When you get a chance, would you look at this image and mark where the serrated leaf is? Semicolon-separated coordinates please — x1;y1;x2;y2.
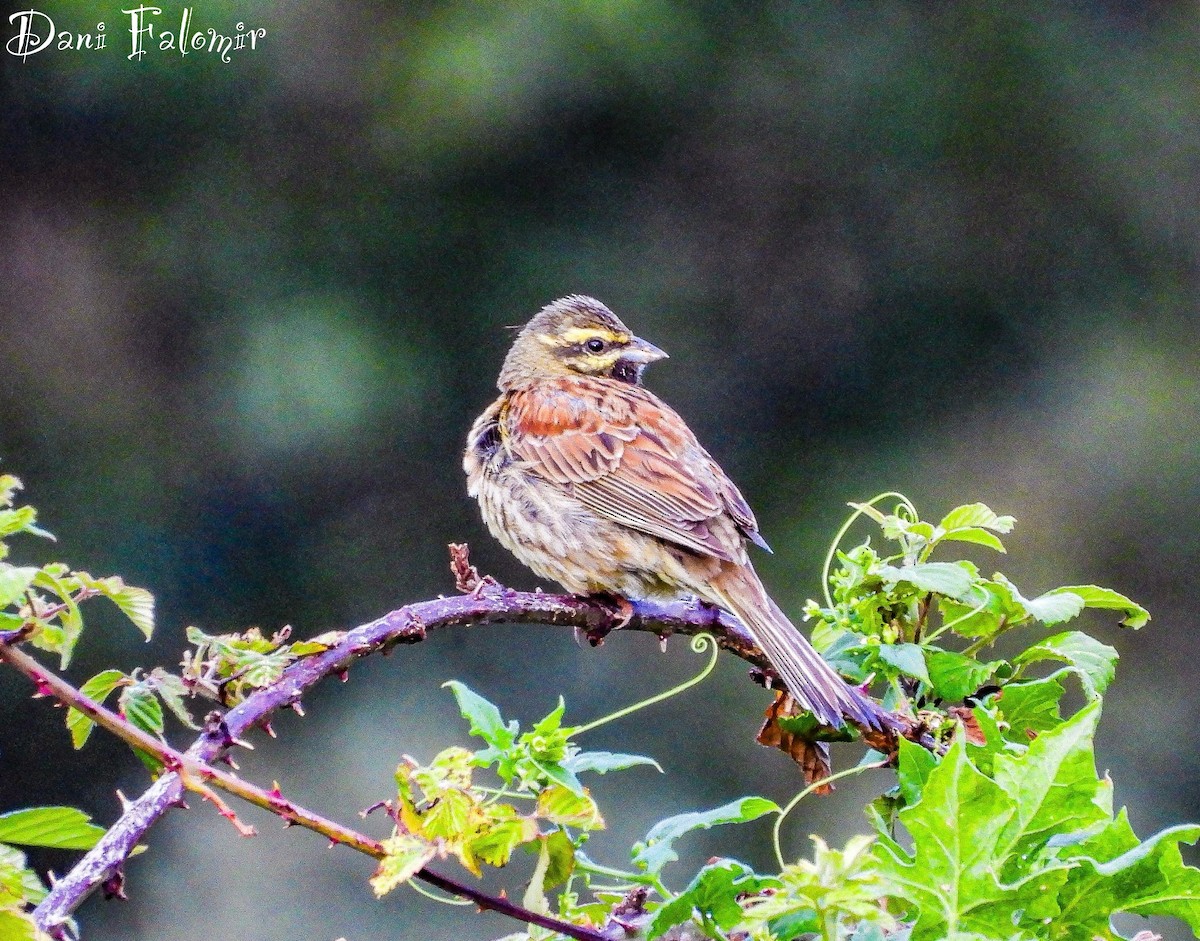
1051;811;1200;939
108;584;154;640
370;834;436;897
562;750;662;776
1015;632;1118;700
0;566;38;608
925;649;1004;702
443;681;517;750
872;737;1070;939
118;685;164;737
992;703;1110;872
467;808;537;868
0;507;48;541
938;504;1016;533
0;807;106;851
878;643;930;684
67;669;127;748
632;796;779;875
421;788;477;840
536;785;604;830
1048;585;1150;630
879;562;976;601
149;669;198;730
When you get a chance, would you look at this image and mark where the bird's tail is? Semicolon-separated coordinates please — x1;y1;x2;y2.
710;564;887;730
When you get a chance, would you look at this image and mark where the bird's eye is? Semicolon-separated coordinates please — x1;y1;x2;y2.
585;338;606;353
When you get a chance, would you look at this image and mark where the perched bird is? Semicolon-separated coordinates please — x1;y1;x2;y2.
464;295;884;729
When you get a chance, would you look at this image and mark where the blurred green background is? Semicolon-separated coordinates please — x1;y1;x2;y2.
2;1;1198;938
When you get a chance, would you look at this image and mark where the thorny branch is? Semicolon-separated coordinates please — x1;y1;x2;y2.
2;544;907;939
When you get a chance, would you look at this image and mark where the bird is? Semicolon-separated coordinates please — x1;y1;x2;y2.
463;295;884;729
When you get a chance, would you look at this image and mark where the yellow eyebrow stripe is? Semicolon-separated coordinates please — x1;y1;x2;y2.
558;327;629;345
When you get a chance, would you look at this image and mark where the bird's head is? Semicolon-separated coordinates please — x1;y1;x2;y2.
497;295;668;390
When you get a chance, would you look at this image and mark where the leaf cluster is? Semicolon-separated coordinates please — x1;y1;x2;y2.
0;476;154;668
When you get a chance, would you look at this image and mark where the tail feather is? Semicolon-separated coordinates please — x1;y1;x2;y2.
711;566;885;730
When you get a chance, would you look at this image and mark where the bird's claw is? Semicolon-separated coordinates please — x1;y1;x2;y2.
577;592;634;646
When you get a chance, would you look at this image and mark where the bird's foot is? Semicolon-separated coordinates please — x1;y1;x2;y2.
574;592;635;647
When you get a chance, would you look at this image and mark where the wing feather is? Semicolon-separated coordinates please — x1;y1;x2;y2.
504;378;764;562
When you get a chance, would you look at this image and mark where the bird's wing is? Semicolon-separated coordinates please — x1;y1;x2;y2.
504;379;763;562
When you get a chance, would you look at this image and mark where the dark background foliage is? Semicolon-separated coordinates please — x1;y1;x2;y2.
2;2;1197;938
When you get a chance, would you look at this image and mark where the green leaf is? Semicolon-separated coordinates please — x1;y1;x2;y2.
467;808;537;868
536;785;604;830
878;643;931;684
118;685;164;737
872;737;1069;939
937;578;1026;638
421;788;476;840
879;562;976;601
1047;585;1150;630
993;676;1065;741
925;649;1002;702
370;834;436;897
938;504;1016;534
649;859;774;937
1015;632;1118;700
149;669;199;730
526;757;585;797
108;583;155;640
541;828;575;890
741;836;894;935
0;807;106;850
443;681;517;750
991;703;1111;872
632;797;779;875
937;527;1007;553
1051;811;1200;938
0;566;38;608
0;910;39;941
562;751;662;775
30;569;83;668
67;669;127;749
896;736;938;806
1024;591;1085;626
523;833;554;914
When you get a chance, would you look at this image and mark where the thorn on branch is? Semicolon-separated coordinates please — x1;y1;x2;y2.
196;783;257;837
101;869;127;902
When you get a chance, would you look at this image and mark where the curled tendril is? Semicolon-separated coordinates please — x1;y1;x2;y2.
821;491;919;608
573;632;720;736
771;759;887;871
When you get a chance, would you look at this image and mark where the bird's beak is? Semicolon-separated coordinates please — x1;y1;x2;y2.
623;336;669;364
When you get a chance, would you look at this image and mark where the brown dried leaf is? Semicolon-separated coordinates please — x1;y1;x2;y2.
757;692;833;793
947;705;986;746
448;543;480;593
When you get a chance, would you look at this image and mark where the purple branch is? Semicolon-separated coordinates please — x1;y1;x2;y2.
32;584;758;935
